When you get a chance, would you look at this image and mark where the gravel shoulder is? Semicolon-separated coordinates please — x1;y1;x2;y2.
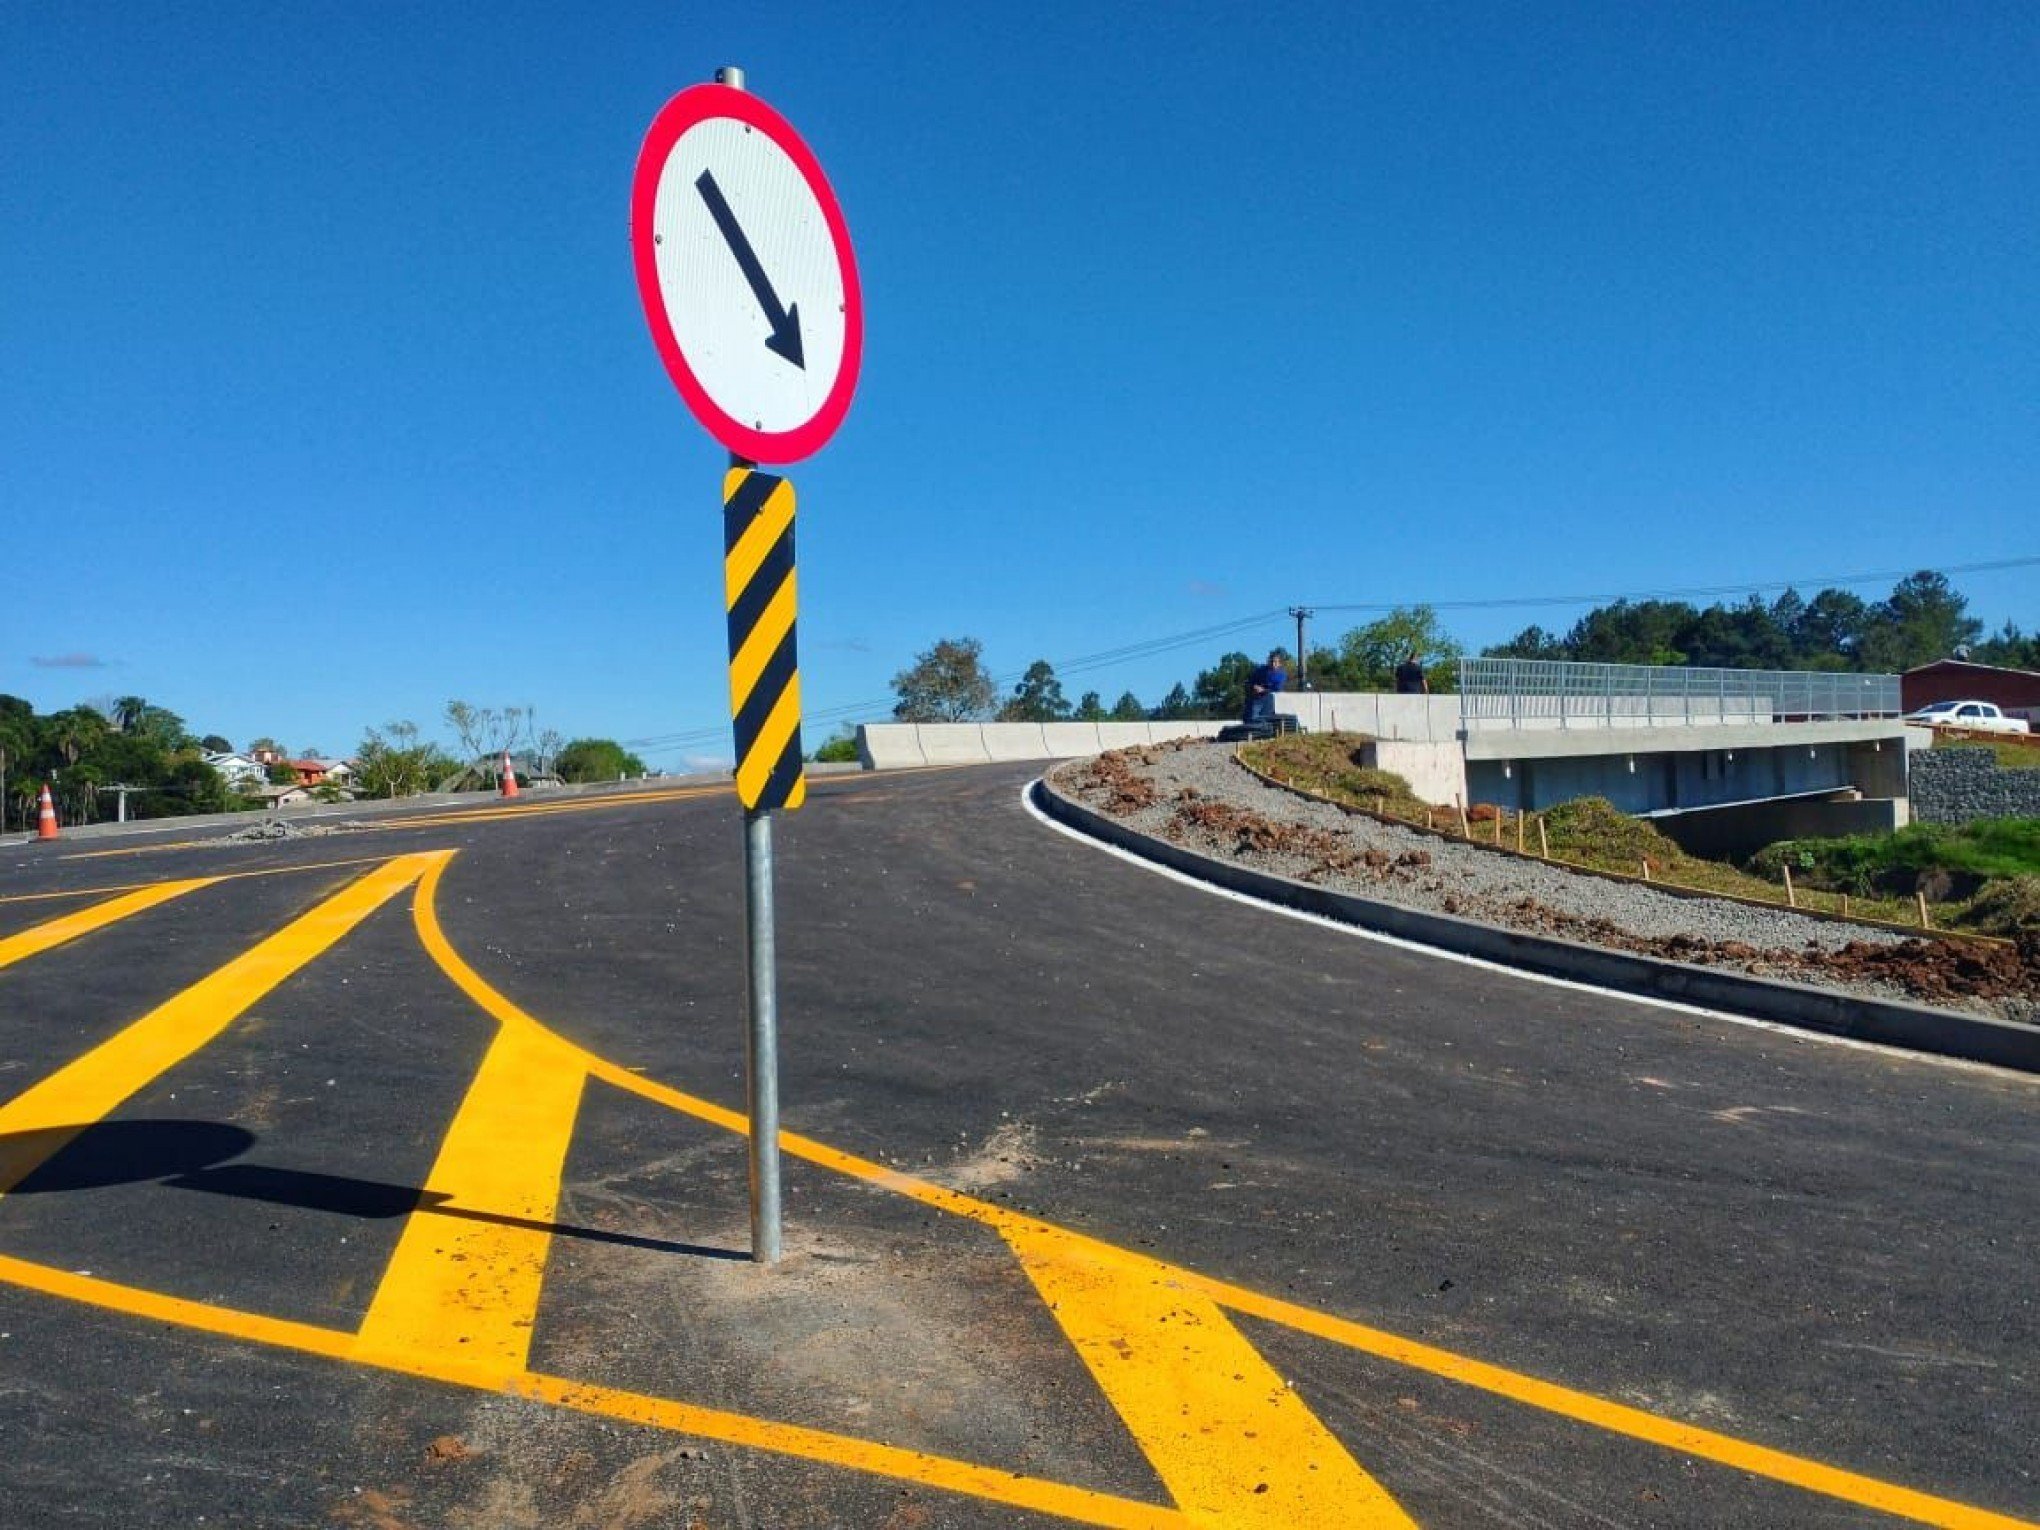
1045;740;2040;1029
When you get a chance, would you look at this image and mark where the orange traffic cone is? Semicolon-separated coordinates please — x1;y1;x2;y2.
36;781;59;841
499;751;519;799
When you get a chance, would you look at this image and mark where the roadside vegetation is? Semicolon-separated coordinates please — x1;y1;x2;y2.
1932;733;2040;771
1242;732;2039;941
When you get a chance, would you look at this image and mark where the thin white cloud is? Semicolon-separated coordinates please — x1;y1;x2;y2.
31;653;111;669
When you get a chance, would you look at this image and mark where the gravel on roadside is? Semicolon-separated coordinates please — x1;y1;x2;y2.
1046;740;2039;1027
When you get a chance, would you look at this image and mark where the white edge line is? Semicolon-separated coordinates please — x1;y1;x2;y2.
1022;778;2027;1082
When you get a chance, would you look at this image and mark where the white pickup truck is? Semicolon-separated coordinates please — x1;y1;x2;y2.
1902;699;2033;735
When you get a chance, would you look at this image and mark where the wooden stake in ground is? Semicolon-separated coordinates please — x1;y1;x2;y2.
1640;858;1651;881
1782;863;1796;908
1537;817;1550;859
1455;794;1470;838
1917;891;1932;929
1842;893;1851;918
1493;812;1503;846
1516;812;1526;854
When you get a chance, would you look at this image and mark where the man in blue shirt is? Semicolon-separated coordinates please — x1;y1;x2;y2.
1244;650;1287;726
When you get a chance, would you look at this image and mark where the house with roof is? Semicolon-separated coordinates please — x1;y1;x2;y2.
1901;658;2040;722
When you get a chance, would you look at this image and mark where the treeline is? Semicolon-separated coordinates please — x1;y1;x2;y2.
1;692;649;829
887;570;2036;726
0;695;229;830
1485;571;2037;674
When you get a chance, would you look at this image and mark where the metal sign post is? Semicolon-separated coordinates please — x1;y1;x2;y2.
632;67;861;1264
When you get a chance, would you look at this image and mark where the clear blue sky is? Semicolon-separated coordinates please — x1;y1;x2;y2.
6;3;2035;769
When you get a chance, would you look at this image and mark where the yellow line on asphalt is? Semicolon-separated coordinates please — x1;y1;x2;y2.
0;1247;1190;1529
1005;1218;1417;1527
0;855;401;907
0;852;2026;1530
353;1020;586;1378
414;900;2032;1530
0;854;445;1195
47;785;735;860
0;878;218;967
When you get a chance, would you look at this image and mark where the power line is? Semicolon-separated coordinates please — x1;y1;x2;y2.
1309;554;2040;616
623;555;2038;758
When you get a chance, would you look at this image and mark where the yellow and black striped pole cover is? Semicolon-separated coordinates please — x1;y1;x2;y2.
724;467;805;812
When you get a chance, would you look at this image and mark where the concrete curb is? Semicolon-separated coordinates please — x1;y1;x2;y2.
1032;777;2040;1076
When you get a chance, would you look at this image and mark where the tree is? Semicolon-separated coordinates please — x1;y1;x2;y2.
555;738;649;783
1191;652;1257;718
1793;589;1871;667
1109;691;1147;721
1153;682;1195;720
809;726;861;764
999;659;1072;722
1073;691;1108;722
354;721;457;799
891;637;998;722
200;734;234;754
1860;570;1982;672
1485;624;1566;661
1974;622;2040;672
1334;606;1464;690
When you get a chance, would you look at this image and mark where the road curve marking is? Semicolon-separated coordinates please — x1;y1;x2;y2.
0;851;2029;1529
0;877;219;966
0;854;446;1196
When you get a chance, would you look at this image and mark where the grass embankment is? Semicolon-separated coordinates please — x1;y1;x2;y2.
1931;732;2040;770
1243;733;2037;939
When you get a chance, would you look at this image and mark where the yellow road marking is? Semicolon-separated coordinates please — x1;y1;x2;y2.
1006;1219;1417;1527
0;878;217;967
413;883;2034;1529
0;851;2029;1529
0;854;444;1195
353;1021;585;1377
0;855;402;907
50;785;735;860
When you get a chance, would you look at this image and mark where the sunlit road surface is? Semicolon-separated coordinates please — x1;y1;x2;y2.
1;766;2034;1527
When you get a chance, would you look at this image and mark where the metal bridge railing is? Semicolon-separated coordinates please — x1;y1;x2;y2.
1456;657;1902;730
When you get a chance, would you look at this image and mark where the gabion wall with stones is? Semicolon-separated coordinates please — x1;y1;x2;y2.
1909;747;2040;825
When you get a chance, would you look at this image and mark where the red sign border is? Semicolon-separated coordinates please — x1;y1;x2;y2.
631;83;863;464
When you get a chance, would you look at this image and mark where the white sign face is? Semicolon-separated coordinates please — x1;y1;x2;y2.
631;85;862;464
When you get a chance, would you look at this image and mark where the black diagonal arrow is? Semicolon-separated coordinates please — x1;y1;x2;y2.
695;168;805;370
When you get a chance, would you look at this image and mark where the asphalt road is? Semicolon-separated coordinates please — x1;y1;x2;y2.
0;765;2034;1529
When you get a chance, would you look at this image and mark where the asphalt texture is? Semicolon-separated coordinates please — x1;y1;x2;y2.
0;766;2035;1529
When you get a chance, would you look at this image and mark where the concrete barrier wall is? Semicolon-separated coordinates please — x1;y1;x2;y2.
1277;693;1463;741
857;720;1228;769
1367;740;1468;808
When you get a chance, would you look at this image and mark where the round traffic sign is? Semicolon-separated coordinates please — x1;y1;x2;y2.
631;84;862;465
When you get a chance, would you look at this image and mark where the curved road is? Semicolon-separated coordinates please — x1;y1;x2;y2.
0;765;2033;1527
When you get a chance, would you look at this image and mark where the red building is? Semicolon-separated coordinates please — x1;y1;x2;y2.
1901;659;2040;718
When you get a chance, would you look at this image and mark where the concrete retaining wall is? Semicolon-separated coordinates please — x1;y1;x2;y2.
1367;740;1468;808
858;720;1227;769
1910;747;2040;825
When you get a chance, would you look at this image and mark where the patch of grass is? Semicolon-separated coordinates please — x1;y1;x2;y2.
1965;876;2040;941
1752;819;2040;891
1931;734;2040;770
1243;734;1430;818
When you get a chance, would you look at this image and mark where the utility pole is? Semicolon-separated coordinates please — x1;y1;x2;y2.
1289;606;1314;687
